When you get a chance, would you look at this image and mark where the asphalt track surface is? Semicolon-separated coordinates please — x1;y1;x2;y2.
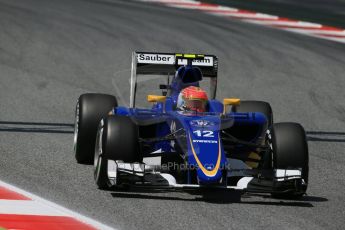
0;0;345;229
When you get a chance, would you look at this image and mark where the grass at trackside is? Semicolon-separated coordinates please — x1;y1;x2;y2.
201;0;345;28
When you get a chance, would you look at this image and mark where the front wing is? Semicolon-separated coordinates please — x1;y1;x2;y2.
106;160;306;194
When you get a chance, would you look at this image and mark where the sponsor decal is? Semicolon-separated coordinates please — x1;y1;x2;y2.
178;56;213;66
192;140;218;144
189;120;215;127
137;53;214;66
137;54;175;64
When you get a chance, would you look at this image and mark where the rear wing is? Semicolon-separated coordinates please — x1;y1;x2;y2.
130;52;218;107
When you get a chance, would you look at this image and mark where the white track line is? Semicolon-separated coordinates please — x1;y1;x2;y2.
244;20;322;28
0;200;67;216
214;12;279;20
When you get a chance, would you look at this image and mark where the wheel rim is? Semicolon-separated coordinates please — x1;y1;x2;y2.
94;156;102;182
265;129;274;168
73;101;79;153
94;124;103;165
94;124;104;180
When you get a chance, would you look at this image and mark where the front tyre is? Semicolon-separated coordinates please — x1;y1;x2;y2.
269;122;309;198
94;115;141;189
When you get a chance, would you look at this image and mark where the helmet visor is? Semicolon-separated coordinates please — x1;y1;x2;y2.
184;99;207;112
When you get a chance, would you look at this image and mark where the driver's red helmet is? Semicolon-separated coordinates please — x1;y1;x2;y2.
177;86;208;112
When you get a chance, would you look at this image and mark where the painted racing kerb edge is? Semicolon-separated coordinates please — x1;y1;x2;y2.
137;0;345;44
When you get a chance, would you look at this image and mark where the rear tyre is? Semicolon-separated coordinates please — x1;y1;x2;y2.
74;93;117;164
231;100;273;127
232;101;273;168
269;122;309;198
94;116;141;189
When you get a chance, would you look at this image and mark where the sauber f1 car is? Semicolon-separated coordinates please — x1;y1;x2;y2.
74;52;309;198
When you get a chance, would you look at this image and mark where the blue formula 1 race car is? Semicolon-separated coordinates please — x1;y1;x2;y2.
74;52;309;198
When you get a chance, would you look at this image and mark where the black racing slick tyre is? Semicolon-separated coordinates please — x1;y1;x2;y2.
94;116;141;189
74;93;117;164
231;100;273;127
269;122;309;198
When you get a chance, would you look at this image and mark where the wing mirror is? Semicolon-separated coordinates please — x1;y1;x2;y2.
147;95;166;112
223;98;240;114
147;95;166;103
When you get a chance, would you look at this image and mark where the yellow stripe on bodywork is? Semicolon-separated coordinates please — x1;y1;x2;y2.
188;134;221;177
245;152;261;169
248;151;261;160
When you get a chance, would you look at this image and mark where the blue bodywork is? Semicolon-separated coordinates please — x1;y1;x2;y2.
114;66;267;185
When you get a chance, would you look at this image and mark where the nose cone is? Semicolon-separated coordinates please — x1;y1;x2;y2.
188;133;224;184
186;118;226;184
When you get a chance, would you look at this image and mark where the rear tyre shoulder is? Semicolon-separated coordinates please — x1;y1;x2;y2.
231;100;273;127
